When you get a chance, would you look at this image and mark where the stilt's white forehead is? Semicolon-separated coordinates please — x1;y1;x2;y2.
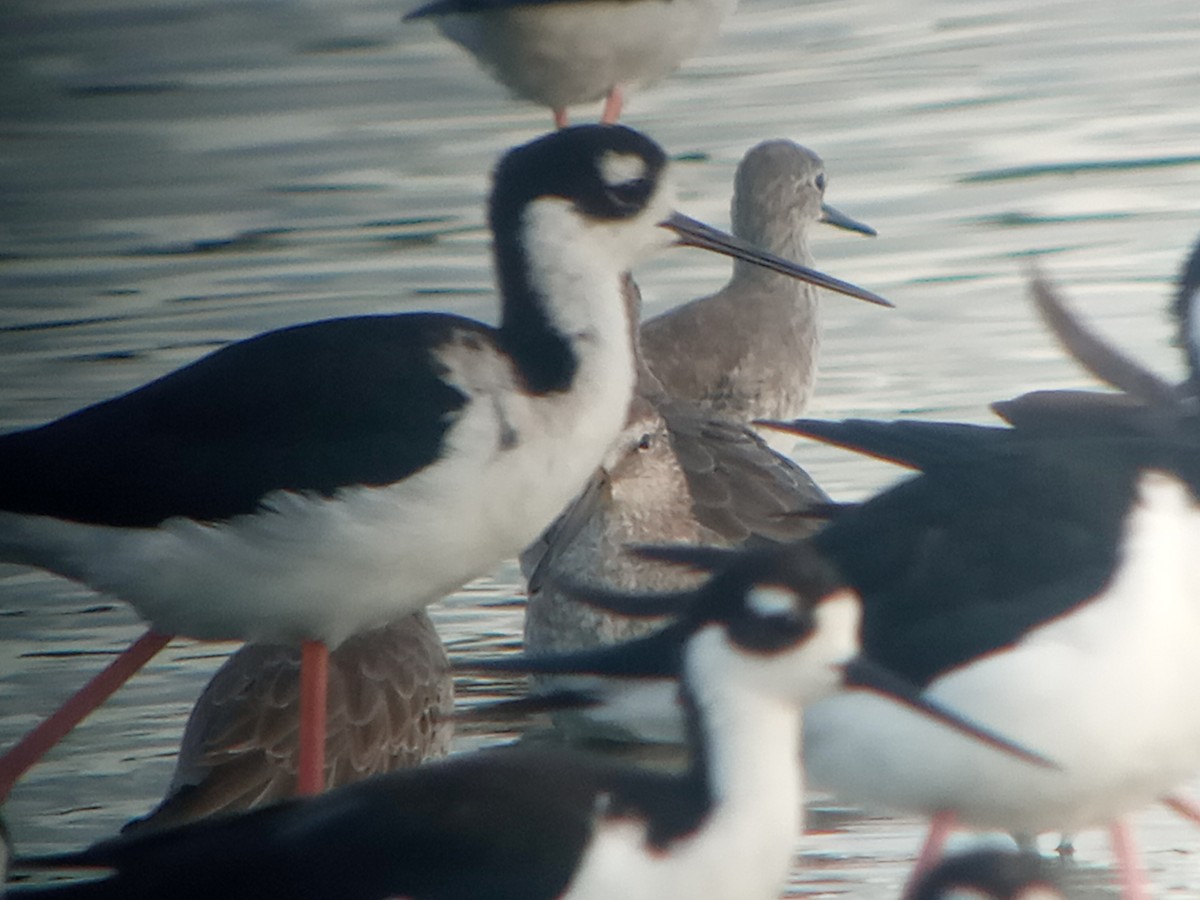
814;589;861;654
746;584;799;618
599;151;648;187
1136;468;1199;509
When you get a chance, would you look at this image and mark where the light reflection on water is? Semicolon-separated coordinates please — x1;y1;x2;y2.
1;0;1199;894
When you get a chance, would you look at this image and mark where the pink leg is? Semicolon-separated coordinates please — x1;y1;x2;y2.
553;108;569;130
902;811;958;899
0;629;171;801
1109;819;1152;900
600;86;625;124
296;640;328;796
1162;793;1200;826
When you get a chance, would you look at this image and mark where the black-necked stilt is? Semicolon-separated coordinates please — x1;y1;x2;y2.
985;245;1200;851
6;543;1050;900
521;140;874;740
640;140;876;426
0;124;888;801
761;410;1200;900
403;0;736;127
909;847;1065;900
122;610;452;834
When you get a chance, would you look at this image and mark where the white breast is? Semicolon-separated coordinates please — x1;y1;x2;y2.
804;470;1200;833
0;326;634;646
434;0;738;109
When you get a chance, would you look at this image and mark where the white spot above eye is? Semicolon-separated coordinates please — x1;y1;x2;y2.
1136;468;1200;511
599;150;647;188
746;584;799;618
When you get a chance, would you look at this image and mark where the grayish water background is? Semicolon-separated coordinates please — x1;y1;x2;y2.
1;0;1198;894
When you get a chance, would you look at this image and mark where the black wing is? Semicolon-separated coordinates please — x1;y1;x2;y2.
13;749;698;900
806;420;1190;686
771;417;1016;470
0;314;477;526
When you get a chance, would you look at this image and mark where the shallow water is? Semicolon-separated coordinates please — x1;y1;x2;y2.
1;0;1199;894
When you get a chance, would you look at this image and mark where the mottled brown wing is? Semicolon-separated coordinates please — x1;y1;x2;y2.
125;612;452;834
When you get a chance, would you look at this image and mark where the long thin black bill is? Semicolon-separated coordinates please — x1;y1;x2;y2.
458;625;685;680
661;212;893;308
627;543;743;571
455;690;604;722
843;656;1059;770
550;577;695;618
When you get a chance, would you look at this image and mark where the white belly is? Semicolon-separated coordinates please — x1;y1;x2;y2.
562;799;797;900
0;343;634;646
435;0;738;109
804;472;1200;833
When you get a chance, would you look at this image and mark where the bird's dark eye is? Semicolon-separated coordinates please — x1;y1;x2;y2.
606;178;652;213
815;173;827;192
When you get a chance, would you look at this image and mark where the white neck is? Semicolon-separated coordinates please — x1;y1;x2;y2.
521;199;655;354
683;628;805;892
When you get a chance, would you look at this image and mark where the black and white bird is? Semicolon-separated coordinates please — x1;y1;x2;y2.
6;543;1050;900
0;124;887;799
981;240;1200;850
908;847;1066;900
404;0;736;127
520;139;875;741
757;408;1200;900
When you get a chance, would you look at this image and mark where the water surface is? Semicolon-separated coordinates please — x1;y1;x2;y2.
2;0;1199;894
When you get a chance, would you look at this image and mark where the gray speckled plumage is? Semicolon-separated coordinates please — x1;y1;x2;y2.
522;391;829;654
125;611;452;834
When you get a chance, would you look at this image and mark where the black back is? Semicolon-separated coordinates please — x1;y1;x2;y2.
0;314;474;526
12;746;708;900
803;419;1200;686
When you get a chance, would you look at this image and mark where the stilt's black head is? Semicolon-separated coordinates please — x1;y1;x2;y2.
489;125;669;238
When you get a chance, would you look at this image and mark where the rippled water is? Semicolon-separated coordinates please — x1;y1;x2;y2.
2;0;1199;895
